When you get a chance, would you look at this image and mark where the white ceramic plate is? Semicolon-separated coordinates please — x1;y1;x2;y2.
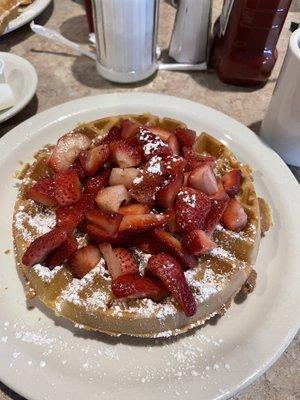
0;93;299;400
2;0;52;35
0;52;37;123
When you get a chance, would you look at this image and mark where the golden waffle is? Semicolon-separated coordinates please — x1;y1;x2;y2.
13;113;271;338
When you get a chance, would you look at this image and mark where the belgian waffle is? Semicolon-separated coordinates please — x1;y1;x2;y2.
13;113;271;338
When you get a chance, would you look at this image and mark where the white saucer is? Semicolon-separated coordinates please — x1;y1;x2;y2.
0;52;38;124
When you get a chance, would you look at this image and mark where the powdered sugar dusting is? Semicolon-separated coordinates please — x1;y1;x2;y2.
76;232;88;249
15;330;55;346
139;128;167;155
216;223;256;242
210;247;236;262
2;315;232;396
143;142;162;155
15;205;56;243
111;298;177;322
132;248;151;275
178;189;196;208
95;258;111;281
85;290;109;310
132;175;143;185
56;261;110;313
33;264;63;283
146;156;163;174
185;268;224;305
166;155;182;170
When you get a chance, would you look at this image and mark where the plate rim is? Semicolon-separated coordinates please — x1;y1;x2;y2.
0;52;37;123
2;0;53;35
0;92;299;400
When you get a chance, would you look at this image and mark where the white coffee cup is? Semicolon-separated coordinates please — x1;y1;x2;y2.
260;28;300;167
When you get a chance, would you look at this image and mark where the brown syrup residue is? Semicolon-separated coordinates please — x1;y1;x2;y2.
243;270;257;294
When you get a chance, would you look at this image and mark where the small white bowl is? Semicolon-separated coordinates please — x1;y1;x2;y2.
0;52;38;124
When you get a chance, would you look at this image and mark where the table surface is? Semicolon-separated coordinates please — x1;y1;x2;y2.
0;0;299;399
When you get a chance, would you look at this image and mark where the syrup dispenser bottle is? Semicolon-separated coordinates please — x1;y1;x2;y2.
212;0;292;86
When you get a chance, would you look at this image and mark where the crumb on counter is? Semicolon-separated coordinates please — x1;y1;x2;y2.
4;249;10;254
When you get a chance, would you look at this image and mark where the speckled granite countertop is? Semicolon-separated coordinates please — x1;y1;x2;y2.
0;0;299;399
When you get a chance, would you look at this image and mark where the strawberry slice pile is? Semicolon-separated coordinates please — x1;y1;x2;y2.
22;121;248;317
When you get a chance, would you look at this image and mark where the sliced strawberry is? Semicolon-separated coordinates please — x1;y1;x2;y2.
222;169;242;197
69;244;101;278
85;209;123;235
148;127;180;156
175;187;211;233
112;274;162;300
78;193;96;210
147;127;179;155
99;125;122;145
99;242;121;279
56;205;83;230
47;233;78;268
147;253;197;317
132;233;162;255
108;167;139;189
100;243;139;279
84;169;111;195
56;194;95;230
209;179;229;201
100;245;139;279
183;172;190;187
47;133;91;172
121;119;141;139
119;214;168;234
79;144;110;177
118;203;150;215
138;128;172;161
113;247;138;275
129;157;166;205
167;134;180;155
155;173;184;208
110;140;143;168
182;230;216;255
69;159;86;181
22;227;68;267
140;155;166;177
165;206;178;234
188;164;218;195
124;136;140;147
153;229;197;269
174;127;196;148
221;198;248;232
205;198;229;236
54;170;82;206
183;147;215;172
27;177;58;207
148;127;172;142
87;224;126;244
96;184;130;213
164;155;186;175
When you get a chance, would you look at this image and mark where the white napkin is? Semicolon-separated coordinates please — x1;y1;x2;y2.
0;60;15;112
